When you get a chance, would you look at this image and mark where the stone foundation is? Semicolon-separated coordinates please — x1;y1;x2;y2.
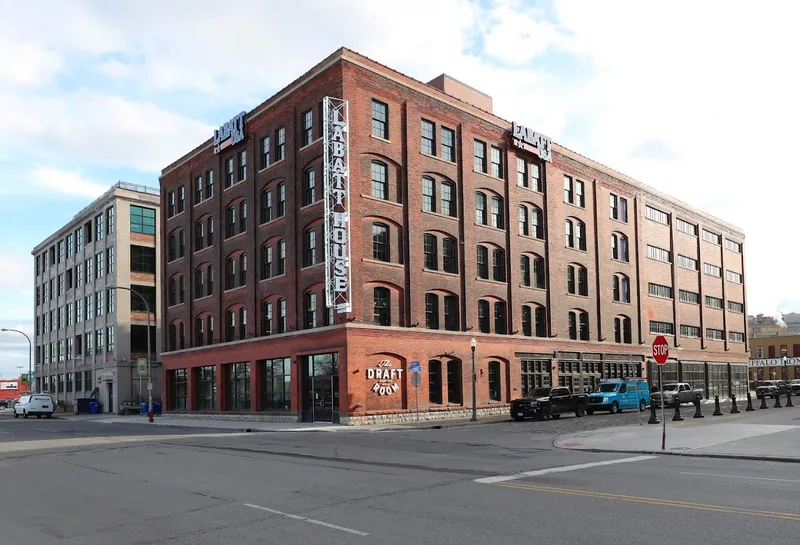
341;406;509;426
165;412;301;423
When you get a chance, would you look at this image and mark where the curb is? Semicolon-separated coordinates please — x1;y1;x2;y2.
555;445;800;464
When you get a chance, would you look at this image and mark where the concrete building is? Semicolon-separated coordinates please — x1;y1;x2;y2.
158;47;749;425
748;314;787;338
32;182;162;413
749;334;800;383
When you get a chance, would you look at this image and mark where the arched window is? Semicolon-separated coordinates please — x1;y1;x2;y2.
519;204;544;239
494;301;507;334
613;273;631;303
261;242;273;280
372;222;390;262
168;274;184;306
260;186;273;223
302;168;316;206
373;287;390;326
519;206;529;236
488;361;501;401
565;218;586;250
612;232;629;262
492;248;506;282
304;291;318;329
569;309;590;340
478;300;490;333
491;196;504;228
195;219;206;251
195;315;205;347
371;161;388;200
424;234;438;270
475;192;487;224
277;239;286;275
443;237;458;273
614;315;632;344
531;206;543;239
302;227;317;267
277;182;286;217
567;264;588;296
477;245;489;279
260;299;273;336
520;255;531;286
522;304;547;338
425;293;440;329
194;265;207;299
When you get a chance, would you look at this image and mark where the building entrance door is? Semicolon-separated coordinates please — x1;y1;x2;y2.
106;382;114;414
301;353;339;423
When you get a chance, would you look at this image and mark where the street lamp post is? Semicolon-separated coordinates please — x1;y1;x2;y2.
471;337;477;422
107;285;152;417
783;355;788;381
2;329;32;394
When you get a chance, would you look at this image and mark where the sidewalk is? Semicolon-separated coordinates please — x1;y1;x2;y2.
58;413;513;432
555;404;800;462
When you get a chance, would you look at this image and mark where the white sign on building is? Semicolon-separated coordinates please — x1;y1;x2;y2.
367;360;403;396
323;96;352;313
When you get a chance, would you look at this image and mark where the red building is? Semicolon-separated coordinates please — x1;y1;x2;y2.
158;47;749;424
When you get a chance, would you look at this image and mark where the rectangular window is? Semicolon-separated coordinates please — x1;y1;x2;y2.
563;175;573;204
177;185;185;213
473;140;487;172
726;270;743;284
260;135;271;169
425;293;439;330
421;119;435;155
490;146;503;177
302;109;314;147
95;214;104;241
130;245;156;274
372;224;389;262
729;331;745;343
645;205;670;224
106;246;114;274
423;234;438;270
494;301;507;334
705;295;723;309
441;183;455;217
680;324;701;338
477;246;488;279
302;168;315;206
728;300;744;313
493;249;506;282
649;321;675;335
676;218;697;236
304;292;317;329
238;150;247;181
530;163;542;192
725;239;743;253
442;238;458;273
205;170;214;198
516;157;528;188
422;177;435;212
371;161;388;200
194;175;203;204
478;300;490;333
677;255;698;270
303;229;316;267
429;360;443;404
488;361;501;402
275;127;285;161
703;262;721;277
277;240;286;275
702;230;721;245
371;100;388;139
647;245;671;263
259;357;291;410
648;283;673;299
610;194;628;222
95;252;104;279
575;180;585;207
491;197;503;229
441;127;455;161
444;296;459;331
679;290;699;304
706;328;724;341
224;157;234;188
130;205;156;235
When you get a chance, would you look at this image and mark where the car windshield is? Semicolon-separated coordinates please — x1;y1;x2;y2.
530;388;552;398
663;384;680;391
597;383;618;393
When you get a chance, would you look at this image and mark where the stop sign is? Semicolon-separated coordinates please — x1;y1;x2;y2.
652;335;669;365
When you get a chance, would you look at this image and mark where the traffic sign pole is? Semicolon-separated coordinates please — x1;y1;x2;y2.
660;365;665;451
652;336;670;451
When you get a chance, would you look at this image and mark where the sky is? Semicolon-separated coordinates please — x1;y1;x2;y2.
1;0;798;379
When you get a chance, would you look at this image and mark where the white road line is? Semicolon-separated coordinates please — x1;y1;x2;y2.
681;472;800;484
243;503;369;536
474;455;658;484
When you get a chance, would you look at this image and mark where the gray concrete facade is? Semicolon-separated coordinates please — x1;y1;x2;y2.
32;182;163;414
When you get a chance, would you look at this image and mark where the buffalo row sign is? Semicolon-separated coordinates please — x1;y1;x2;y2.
749;358;800;367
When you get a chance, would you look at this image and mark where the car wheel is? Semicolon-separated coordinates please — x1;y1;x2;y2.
13;411;18;419
512;414;524;422
586;408;594;415
46;413;52;419
551;413;561;419
36;414;41;419
639;399;647;412
23;411;28;419
610;401;619;414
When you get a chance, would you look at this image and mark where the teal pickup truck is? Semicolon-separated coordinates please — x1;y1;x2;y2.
586;379;651;414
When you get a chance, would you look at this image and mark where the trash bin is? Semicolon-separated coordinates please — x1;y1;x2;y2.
74;398;94;415
140;402;148;415
88;401;101;415
152;402;162;416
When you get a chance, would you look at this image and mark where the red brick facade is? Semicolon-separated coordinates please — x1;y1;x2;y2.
158;48;748;424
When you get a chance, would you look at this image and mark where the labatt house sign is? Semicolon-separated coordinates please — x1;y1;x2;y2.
368;360;404;396
511;122;552;162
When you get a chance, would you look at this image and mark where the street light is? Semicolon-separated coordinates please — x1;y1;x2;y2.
783;355;788;381
471;337;477;422
107;285;152;417
2;329;32;394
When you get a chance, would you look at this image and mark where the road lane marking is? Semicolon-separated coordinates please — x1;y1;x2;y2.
473;455;657;484
0;432;253;453
488;482;800;521
243;503;369;536
681;472;800;484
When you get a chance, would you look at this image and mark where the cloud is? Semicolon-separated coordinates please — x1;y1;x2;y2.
0;252;33;292
29;166;109;199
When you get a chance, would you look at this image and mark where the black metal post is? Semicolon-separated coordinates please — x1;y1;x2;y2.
774;392;783;408
746;392;755;411
648;400;660;424
730;394;740;414
787;390;794;407
692;397;704;418
672;400;684;421
760;392;769;409
713;395;723;416
470;341;477;422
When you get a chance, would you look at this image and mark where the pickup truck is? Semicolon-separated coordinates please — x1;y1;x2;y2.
650;383;703;408
510;387;589;421
755;380;791;399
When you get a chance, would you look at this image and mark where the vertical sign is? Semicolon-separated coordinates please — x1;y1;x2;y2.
323;97;352;313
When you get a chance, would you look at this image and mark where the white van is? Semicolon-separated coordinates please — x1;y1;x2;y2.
14;394;55;419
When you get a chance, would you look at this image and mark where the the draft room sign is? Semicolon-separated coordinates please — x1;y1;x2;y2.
367;360;404;396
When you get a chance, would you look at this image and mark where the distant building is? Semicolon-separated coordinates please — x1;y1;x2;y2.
32;182;162;414
748;314;787;338
782;313;800;335
749;334;800;382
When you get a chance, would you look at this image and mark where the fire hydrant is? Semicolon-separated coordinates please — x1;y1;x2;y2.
147;411;154;423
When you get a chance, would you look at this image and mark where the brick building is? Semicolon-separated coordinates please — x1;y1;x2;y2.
749;335;800;384
159;47;749;424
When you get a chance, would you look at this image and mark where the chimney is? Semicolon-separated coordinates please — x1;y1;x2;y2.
427;74;493;113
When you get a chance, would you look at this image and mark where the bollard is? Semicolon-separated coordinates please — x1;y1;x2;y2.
713;395;723;416
648;401;660;424
760;393;769;409
693;397;704;418
746;392;755;411
147;411;154;423
787;390;794;408
730;394;740;414
672;400;684;421
774;393;783;409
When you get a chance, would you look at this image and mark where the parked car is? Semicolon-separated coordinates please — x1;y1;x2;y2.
13;394;55;419
510;387;589;421
755;380;791;399
650;383;703;408
587;379;651;414
790;380;800;396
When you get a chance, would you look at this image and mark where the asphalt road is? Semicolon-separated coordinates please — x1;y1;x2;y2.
0;409;798;544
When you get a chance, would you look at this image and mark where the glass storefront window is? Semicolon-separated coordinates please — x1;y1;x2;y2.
196;365;216;410
681;362;705;394
259;357;291;411
170;369;187;410
730;364;748;400
707;363;728;399
520;360;550;397
226;362;251;410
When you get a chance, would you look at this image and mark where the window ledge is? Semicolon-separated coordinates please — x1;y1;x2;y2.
224;232;247;243
609;217;629;226
259;273;287;284
362;258;404;269
563;201;587;211
359;194;403;208
194;246;213;256
422;209;459;221
566;293;590;299
223;285;248;294
515;184;544;194
423;268;459;277
223;179;246;192
258;158;286;174
565;246;588;253
420;151;456;166
519;234;545;242
299;137;323;152
300;201;322;212
259;215;286;228
300;262;324;272
474;223;506;233
167;210;186;221
475;278;507;286
472;169;503;182
519;284;546;291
